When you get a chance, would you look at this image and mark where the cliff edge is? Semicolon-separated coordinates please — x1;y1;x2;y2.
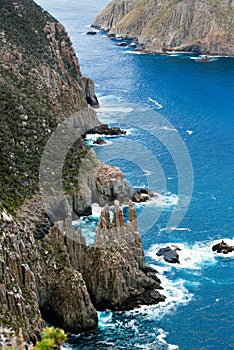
0;0;164;341
93;0;234;56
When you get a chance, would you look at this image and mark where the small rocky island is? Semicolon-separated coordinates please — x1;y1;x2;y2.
212;240;234;254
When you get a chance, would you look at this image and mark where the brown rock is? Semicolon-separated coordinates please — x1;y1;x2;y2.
212;240;234;254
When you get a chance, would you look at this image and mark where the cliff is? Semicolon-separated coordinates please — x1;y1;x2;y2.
93;0;234;56
0;200;165;341
0;0;101;215
0;0;162;341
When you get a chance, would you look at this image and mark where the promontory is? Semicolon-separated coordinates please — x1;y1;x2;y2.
0;0;165;341
93;0;234;56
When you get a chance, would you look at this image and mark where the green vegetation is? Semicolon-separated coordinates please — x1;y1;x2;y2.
0;326;67;350
0;0;90;214
35;327;67;350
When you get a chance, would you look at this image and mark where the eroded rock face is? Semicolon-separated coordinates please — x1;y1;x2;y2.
0;200;165;339
93;0;234;56
0;209;98;340
82;201;166;310
73;150;131;216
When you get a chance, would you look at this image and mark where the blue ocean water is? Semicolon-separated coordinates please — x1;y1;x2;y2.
36;1;234;349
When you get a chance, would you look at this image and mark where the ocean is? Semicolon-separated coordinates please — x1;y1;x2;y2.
36;1;234;349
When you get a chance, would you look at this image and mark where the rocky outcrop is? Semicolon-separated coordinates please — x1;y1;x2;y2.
157;246;181;264
84;123;126;136
0;208;98;341
82;201;165;310
93;137;107;145
73;150;131;217
212;240;234;254
93;0;234;56
82;77;99;108
132;188;155;203
0;200;165;340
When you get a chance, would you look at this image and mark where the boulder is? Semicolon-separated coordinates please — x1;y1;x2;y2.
93;137;106;145
157;246;181;264
117;42;128;47
86;31;97;35
212;240;234;254
132;188;155;203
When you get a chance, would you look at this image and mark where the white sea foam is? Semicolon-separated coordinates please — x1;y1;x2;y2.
148;98;163;109
143;169;153;176
91;203;104;218
157;329;179;350
98;310;115;329
125;50;143;55
97;105;134;118
169;227;191;232
129;270;192;321
148;241;217;270
144;193;179;208
159;126;177;132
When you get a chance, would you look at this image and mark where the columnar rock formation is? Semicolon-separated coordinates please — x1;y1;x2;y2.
83;201;165;310
93;0;234;56
0;201;165;340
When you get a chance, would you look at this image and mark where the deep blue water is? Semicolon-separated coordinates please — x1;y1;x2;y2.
37;1;234;349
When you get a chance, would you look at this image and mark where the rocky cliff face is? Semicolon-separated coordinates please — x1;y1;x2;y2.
0;0;158;341
0;206;97;341
83;201;165;310
0;0;100;214
93;0;234;56
0;201;165;341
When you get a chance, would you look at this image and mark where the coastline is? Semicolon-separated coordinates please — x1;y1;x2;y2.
92;26;234;58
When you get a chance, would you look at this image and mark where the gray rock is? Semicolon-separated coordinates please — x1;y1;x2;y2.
82;201;166;310
93;137;107;145
157;246;181;264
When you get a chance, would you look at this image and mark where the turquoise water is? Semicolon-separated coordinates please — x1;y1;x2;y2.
36;1;234;349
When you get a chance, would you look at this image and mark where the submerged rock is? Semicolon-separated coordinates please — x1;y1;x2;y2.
157;246;181;264
93;137;107;145
212;240;234;254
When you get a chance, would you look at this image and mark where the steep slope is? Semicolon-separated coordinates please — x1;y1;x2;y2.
94;0;234;56
0;0;164;341
0;0;100;214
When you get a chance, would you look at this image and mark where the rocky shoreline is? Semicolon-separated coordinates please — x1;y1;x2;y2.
0;0;166;341
0;198;166;340
93;0;234;57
